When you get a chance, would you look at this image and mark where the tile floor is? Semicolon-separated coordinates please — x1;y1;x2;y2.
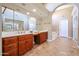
24;37;79;56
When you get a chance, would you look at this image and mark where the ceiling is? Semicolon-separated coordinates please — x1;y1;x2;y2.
55;4;73;11
45;3;61;12
1;3;63;19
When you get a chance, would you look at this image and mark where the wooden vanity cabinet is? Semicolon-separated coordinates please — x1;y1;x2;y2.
39;32;47;43
18;35;26;56
18;34;34;56
2;36;18;56
2;34;34;56
25;34;33;51
34;32;48;44
18;41;26;56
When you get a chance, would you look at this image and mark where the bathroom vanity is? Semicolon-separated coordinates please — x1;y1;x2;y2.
2;32;34;56
2;31;48;56
33;31;48;44
2;36;18;56
18;34;33;56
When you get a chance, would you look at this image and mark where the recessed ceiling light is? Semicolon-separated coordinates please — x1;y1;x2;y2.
27;12;30;15
32;9;36;12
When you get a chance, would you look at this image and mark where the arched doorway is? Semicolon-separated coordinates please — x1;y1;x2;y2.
52;4;78;41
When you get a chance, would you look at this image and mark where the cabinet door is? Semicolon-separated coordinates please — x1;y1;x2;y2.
25;35;33;51
26;40;33;51
26;34;34;39
28;40;33;49
2;36;18;56
19;41;26;55
3;48;18;56
39;33;46;43
3;43;17;53
3;37;17;45
18;35;25;41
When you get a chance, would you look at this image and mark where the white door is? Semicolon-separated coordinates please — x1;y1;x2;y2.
59;19;68;37
72;6;78;40
73;16;78;40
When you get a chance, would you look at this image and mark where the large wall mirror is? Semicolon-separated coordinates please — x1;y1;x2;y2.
2;6;36;32
2;7;29;32
2;7;14;32
14;11;29;31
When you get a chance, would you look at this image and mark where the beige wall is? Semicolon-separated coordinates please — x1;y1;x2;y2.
52;7;73;37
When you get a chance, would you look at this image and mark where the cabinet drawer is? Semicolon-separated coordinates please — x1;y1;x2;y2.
3;37;17;45
3;48;18;56
18;35;26;41
25;34;34;39
3;43;17;52
18;49;26;56
26;38;33;42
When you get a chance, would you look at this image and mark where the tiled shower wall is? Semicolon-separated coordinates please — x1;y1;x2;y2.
36;15;52;41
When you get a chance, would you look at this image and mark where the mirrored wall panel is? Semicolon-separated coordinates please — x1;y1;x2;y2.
2;7;30;32
14;11;29;31
2;7;37;32
2;7;14;32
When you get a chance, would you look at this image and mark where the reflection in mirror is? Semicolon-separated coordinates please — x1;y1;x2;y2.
29;17;36;32
2;6;36;32
14;11;29;31
2;7;14;32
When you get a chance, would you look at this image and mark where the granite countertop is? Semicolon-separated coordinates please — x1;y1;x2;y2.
2;30;48;38
2;31;32;38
